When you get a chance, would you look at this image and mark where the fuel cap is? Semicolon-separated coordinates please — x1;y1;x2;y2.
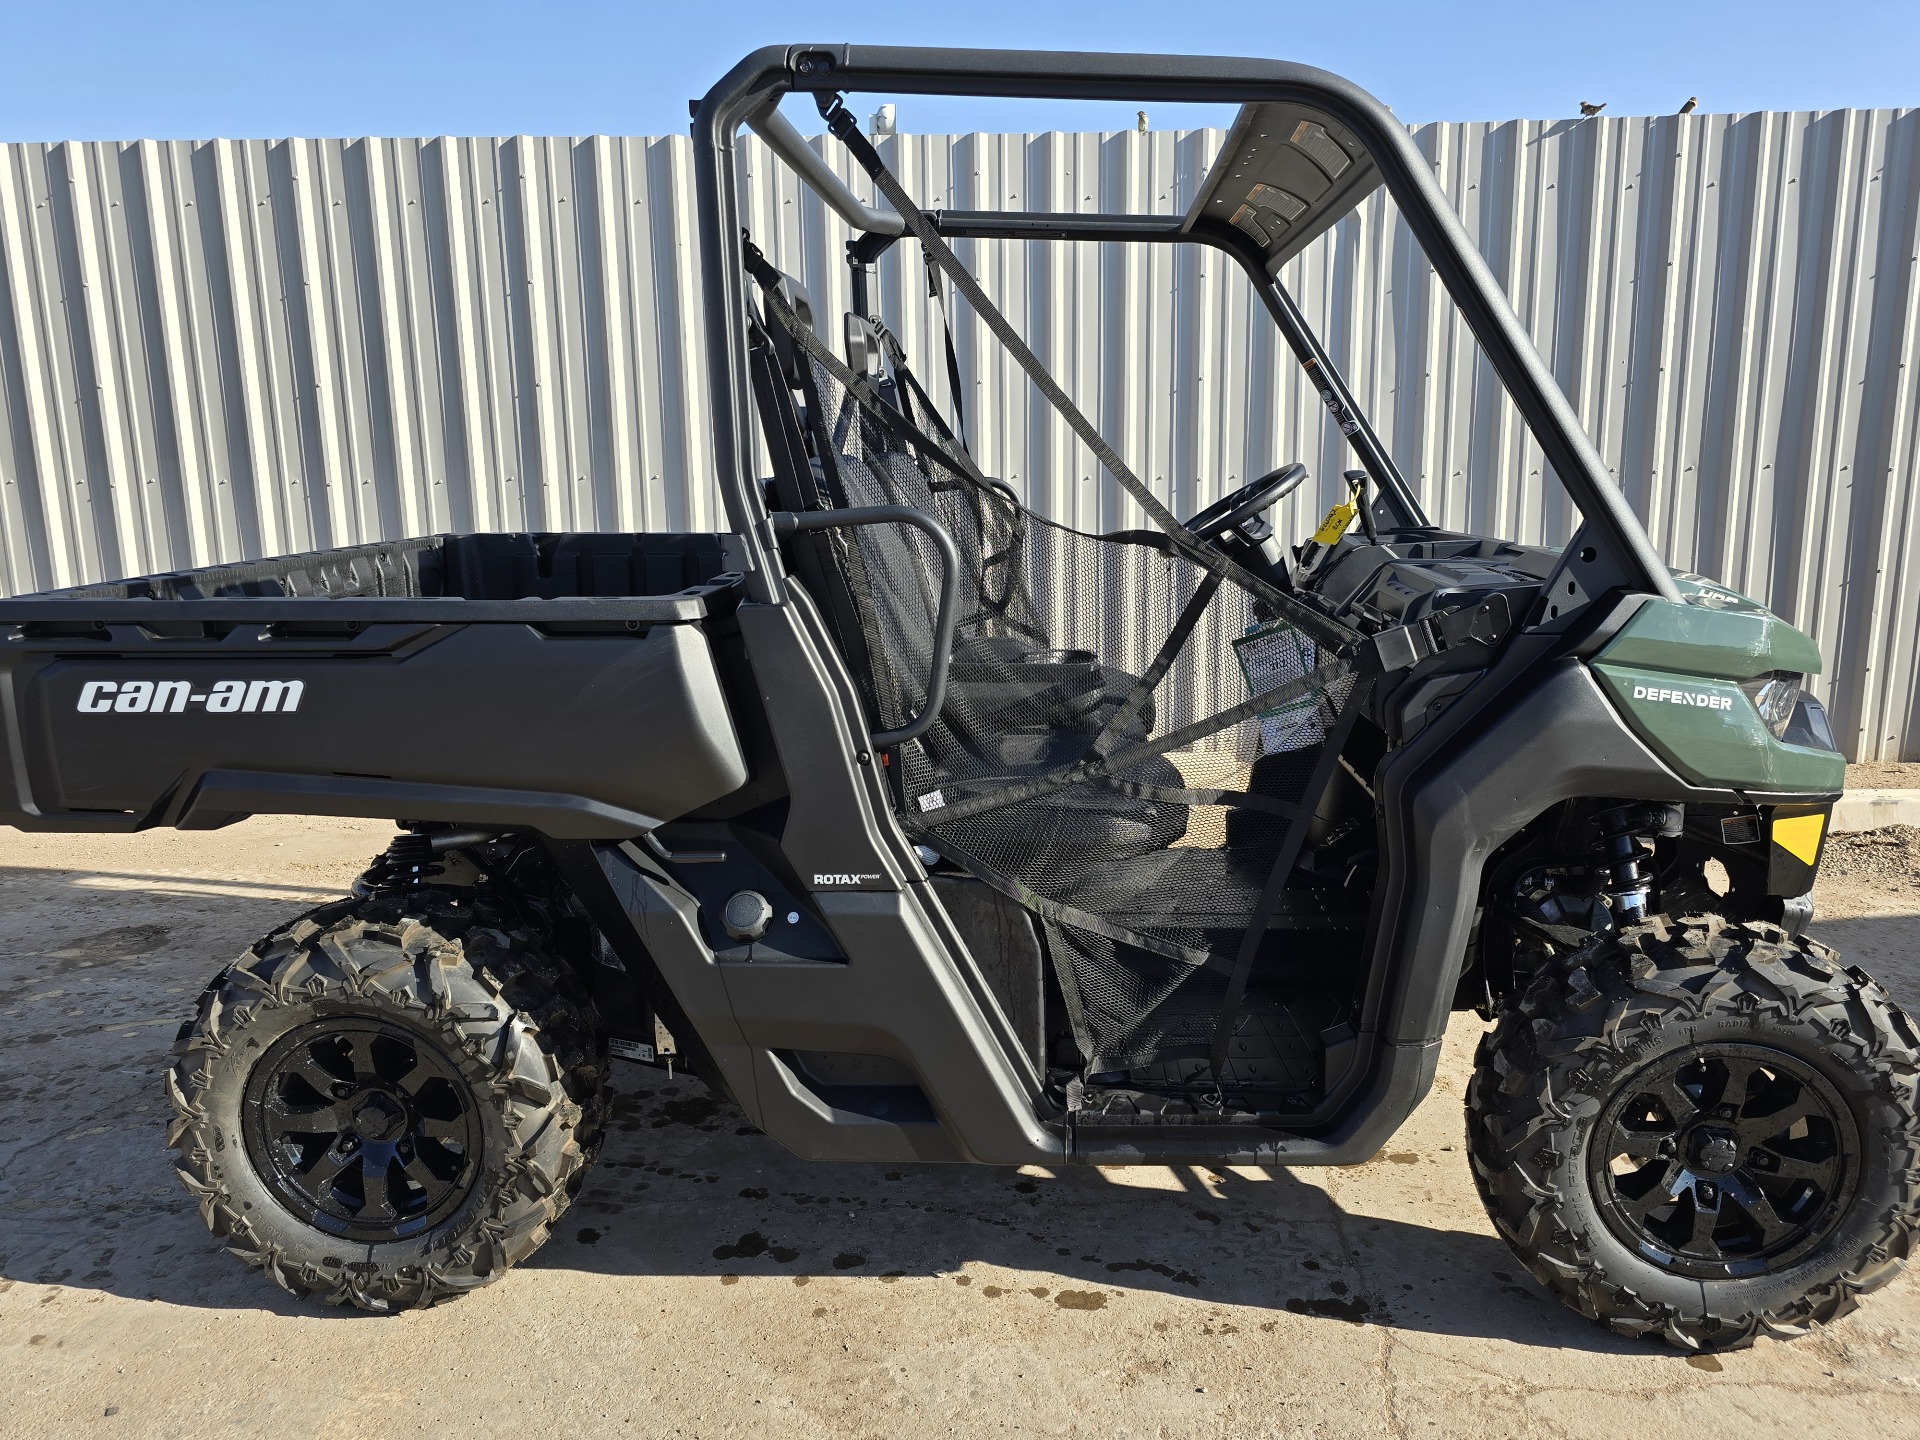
722;890;773;942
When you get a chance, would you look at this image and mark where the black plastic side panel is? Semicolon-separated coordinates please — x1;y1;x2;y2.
579;841;1061;1165
930;876;1045;1076
1070;1038;1440;1165
733;595;908;892
0;622;746;837
719;888;1057;1162
568;835;1439;1168
178;771;662;839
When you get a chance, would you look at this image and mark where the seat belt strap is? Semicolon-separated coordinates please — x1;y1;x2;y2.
924;244;971;455
818;96;1348;642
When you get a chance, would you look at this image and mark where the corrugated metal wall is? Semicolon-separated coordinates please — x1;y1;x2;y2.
1;113;1917;759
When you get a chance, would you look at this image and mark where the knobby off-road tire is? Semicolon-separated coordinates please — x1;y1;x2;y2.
1468;915;1920;1351
167;898;609;1312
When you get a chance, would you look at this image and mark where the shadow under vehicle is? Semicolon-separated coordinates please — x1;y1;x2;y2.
0;46;1913;1351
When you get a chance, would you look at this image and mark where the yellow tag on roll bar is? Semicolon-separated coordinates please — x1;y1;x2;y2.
1312;501;1358;547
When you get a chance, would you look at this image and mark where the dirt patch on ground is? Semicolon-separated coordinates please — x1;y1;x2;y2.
1166;750;1252;850
1821;825;1920;894
1847;761;1920;790
1;818;1917;1437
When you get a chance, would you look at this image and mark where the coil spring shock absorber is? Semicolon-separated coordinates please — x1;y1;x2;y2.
1595;804;1684;924
365;828;439;893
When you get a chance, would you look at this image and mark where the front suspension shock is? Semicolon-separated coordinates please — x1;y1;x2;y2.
1595;804;1684;923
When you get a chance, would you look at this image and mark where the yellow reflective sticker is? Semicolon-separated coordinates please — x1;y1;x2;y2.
1773;813;1825;866
1313;502;1357;546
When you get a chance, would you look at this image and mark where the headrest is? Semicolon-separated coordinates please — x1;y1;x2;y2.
761;272;817;389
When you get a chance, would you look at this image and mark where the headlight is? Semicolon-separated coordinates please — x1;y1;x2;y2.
1740;671;1803;739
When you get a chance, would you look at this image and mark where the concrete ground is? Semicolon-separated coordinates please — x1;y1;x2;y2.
2;820;1918;1439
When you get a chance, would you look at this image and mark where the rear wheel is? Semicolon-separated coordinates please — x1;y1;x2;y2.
1467;915;1920;1350
168;899;608;1311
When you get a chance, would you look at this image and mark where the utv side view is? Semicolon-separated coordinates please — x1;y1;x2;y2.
2;46;1914;1351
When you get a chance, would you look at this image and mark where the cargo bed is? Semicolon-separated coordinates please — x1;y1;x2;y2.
0;533;754;837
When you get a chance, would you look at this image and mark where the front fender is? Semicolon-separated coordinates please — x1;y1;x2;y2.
1371;658;1724;1048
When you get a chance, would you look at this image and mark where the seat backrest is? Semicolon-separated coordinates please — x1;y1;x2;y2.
745;289;895;716
748;279;1047;753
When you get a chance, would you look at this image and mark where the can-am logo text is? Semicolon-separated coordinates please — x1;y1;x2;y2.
75;679;305;714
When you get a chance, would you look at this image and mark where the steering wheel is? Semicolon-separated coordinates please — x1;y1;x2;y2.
1183;462;1310;541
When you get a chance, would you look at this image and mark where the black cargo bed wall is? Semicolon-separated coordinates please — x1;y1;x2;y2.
439;534;730;600
26;533;733;604
39;537;445;602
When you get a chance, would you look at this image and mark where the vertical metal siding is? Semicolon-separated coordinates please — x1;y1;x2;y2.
1;113;1916;758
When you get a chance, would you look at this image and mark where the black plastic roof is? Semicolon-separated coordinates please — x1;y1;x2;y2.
1184;103;1383;269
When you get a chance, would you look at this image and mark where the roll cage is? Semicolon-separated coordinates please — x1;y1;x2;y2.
689;43;1682;617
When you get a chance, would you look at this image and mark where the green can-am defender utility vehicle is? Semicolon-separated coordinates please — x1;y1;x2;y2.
2;46;1914;1351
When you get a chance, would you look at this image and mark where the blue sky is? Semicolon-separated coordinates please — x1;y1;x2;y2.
1;1;1914;141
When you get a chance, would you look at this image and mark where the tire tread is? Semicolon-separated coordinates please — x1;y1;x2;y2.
1467;914;1920;1350
168;898;609;1312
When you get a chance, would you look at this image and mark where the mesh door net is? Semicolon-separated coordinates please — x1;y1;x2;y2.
760;282;1366;1080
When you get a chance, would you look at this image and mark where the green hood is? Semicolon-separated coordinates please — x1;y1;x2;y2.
1589;574;1840;795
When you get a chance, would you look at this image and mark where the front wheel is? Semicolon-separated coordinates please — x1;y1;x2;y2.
1467;915;1920;1350
167;899;609;1312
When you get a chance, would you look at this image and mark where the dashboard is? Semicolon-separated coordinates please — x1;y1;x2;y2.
1293;532;1563;743
1300;533;1558;632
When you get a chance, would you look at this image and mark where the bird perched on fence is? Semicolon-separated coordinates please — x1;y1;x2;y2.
1678;96;1699;114
1137;110;1149;133
1579;100;1607;117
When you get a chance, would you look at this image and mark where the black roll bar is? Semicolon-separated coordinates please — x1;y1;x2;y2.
745;98;905;237
929;208;1425;527
693;45;1682;606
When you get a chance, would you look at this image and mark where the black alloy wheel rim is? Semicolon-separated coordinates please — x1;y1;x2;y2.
242;1018;482;1241
1588;1042;1858;1279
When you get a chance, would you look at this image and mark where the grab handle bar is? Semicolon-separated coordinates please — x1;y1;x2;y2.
769;506;959;748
